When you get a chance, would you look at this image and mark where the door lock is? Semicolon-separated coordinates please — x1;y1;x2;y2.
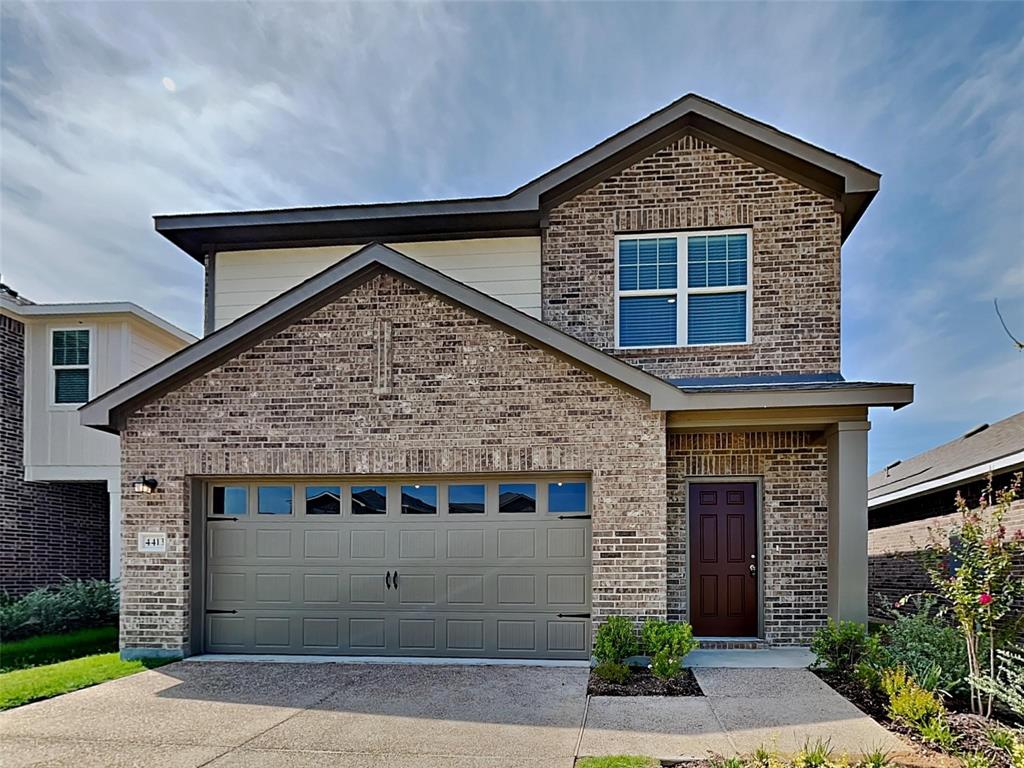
749;563;757;576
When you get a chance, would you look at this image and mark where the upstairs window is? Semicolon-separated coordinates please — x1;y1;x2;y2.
616;230;751;348
51;329;91;404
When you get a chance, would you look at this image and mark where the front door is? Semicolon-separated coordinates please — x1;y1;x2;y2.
688;482;757;637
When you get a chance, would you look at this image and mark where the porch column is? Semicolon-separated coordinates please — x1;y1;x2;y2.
826;420;871;624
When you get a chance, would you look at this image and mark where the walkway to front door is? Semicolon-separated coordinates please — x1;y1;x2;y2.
689;481;758;637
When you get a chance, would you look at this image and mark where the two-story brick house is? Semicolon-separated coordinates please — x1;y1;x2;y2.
81;94;913;660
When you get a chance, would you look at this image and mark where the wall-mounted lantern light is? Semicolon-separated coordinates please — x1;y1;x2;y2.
133;476;158;494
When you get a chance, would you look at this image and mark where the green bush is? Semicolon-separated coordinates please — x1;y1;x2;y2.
880;666;944;727
0;580;118;642
593;616;638;664
810;619;880;673
592;660;631;684
970;643;1024;718
917;715;956;751
641;618;698;658
880;597;968;694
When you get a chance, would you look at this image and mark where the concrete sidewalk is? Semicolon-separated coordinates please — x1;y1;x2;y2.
579;667;908;761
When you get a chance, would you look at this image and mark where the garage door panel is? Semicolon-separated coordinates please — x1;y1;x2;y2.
204;476;591;659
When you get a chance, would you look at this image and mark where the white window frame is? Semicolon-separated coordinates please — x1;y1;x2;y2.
614;228;753;349
48;325;94;409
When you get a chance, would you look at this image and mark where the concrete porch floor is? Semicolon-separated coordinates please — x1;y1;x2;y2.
0;661;909;767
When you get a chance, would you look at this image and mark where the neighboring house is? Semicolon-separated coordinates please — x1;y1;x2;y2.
0;284;195;596
868;411;1024;618
80;93;914;661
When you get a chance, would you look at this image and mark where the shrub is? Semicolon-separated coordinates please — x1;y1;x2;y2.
648;647;682;680
917;716;956;751
811;619;880;673
592;660;631;684
641;618;698;659
970;643;1024;718
922;472;1024;717
880;666;944;727
593;616;638;664
792;738;835;768
0;579;119;642
880;596;968;695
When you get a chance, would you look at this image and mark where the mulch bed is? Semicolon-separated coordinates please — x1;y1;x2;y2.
587;667;703;696
813;669;1019;768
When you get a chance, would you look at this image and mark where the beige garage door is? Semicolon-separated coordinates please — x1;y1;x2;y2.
203;476;592;659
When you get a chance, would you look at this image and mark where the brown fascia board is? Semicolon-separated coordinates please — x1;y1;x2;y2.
156;94;880;261
80;243;689;434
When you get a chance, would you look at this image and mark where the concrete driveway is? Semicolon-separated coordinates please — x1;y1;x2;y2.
0;662;589;768
0;661;910;767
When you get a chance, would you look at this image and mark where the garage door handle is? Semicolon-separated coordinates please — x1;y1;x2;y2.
206;609;237;615
557;514;591;520
556;613;590;619
206;516;239;522
386;571;391;590
393;571;399;588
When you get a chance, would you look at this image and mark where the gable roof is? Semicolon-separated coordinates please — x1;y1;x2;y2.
79;242;689;433
156;94;880;260
868;411;1024;509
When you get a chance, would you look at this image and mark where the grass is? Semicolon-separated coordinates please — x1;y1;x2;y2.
0;652;173;710
575;758;659;768
0;626;118;671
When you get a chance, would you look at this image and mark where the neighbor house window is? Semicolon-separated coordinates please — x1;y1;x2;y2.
51;329;91;404
616;230;751;347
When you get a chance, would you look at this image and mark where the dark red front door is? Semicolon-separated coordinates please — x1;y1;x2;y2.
689;482;758;636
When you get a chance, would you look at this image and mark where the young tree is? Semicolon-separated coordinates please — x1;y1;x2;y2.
923;472;1024;717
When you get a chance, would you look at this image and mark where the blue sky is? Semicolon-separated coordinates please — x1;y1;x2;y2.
2;2;1021;471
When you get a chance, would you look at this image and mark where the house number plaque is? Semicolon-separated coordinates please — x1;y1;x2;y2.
138;532;167;553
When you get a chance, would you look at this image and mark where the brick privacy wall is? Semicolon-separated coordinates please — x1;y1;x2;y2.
868;498;1024;619
667;431;829;645
0;313;109;597
119;272;667;654
542;135;841;380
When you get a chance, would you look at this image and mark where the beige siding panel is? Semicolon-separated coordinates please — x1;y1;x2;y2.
21;315;191;480
213;237;542;328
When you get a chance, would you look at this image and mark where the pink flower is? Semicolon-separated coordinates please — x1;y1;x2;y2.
979;593;993;606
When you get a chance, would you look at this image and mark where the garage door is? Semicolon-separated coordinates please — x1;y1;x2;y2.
202;476;592;659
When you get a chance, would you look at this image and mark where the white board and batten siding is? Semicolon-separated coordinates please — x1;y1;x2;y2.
213;237;542;330
21;315;192;483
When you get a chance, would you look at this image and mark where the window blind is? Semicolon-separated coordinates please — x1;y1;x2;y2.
619;295;677;347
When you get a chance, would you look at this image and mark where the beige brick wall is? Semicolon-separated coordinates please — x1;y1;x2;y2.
542;135;841;380
667;431;829;645
119;272;667;654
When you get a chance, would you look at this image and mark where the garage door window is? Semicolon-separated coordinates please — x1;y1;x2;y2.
352;486;387;514
499;483;536;514
448;484;485;514
305;486;341;515
258;486;293;515
549;482;587;514
401;485;437;515
212;486;248;516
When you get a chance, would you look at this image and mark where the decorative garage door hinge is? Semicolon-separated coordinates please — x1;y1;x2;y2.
557;514;591;520
556;613;591;619
206;516;239;522
205;609;238;615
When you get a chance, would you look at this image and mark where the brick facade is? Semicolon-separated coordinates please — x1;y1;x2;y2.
868;497;1024;619
119;272;667;654
667;431;829;645
0;313;109;597
542;135;841;380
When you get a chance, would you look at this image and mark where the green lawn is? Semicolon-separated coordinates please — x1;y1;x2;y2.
575;758;659;768
1;626;119;671
0;652;173;710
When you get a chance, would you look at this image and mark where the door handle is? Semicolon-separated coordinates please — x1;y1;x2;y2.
386;571;392;590
749;563;757;577
393;570;399;589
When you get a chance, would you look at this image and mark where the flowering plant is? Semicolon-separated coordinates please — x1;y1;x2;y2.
922;472;1024;717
